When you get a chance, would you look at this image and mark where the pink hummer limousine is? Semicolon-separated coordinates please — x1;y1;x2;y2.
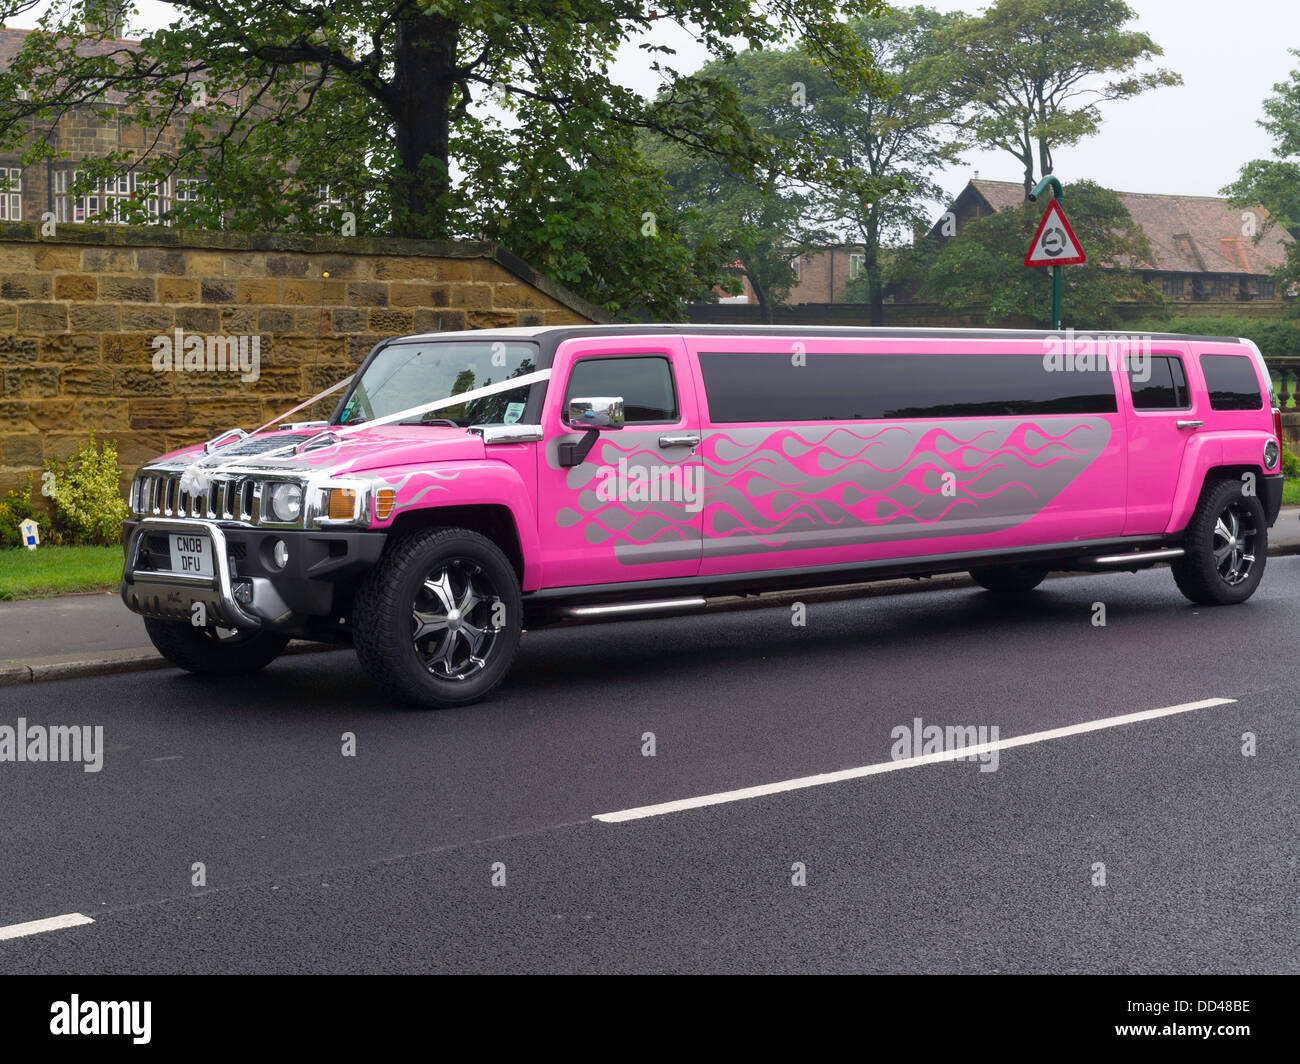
121;325;1283;707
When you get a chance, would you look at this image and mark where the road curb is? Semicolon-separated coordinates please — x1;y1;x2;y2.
5;541;1300;686
0;640;346;688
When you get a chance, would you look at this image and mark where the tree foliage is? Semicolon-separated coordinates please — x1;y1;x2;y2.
918;180;1161;327
944;0;1180;197
1222;47;1300;308
0;0;886;316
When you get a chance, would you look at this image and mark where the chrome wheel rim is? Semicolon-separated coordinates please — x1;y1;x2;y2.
1212;502;1258;586
410;559;502;680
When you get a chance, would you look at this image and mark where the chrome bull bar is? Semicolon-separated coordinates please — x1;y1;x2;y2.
120;517;260;630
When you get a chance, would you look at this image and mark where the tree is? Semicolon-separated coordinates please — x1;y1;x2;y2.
1222;47;1300;305
945;0;1180;198
642;48;852;324
812;6;969;324
0;0;886;316
647;11;963;326
919;180;1160;327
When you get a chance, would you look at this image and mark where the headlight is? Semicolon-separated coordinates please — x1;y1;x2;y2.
1264;439;1279;470
265;482;304;523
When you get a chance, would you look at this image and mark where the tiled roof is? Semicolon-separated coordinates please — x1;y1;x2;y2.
965;178;1291;277
1;26;142;105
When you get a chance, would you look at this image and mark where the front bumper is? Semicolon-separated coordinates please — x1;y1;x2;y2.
120;517;386;631
1262;473;1283;526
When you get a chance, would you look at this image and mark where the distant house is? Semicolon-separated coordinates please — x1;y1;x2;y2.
710;246;869;307
929;178;1293;303
0;12;199;225
0;6;328;227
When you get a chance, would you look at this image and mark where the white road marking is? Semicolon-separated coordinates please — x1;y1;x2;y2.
0;913;94;942
594;697;1237;823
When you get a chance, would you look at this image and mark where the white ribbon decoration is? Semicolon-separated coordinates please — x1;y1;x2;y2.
178;367;553;496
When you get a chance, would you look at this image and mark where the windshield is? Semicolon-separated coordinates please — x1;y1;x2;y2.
335;341;539;428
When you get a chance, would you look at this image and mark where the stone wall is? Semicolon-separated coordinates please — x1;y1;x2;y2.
0;224;607;496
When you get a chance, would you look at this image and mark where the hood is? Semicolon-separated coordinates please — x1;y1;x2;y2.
150;425;487;476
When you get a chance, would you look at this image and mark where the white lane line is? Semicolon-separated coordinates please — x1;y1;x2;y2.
594;697;1237;824
0;913;95;942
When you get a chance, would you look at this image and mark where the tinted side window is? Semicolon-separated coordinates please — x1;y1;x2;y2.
1200;354;1263;411
1129;356;1189;410
697;352;1117;423
565;356;678;422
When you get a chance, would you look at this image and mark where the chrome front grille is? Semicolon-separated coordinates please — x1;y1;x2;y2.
132;472;257;523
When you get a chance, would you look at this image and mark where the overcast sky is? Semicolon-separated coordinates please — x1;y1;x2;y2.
607;0;1300;205
14;0;1300;209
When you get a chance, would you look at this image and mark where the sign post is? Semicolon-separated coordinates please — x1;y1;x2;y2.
1025;176;1085;330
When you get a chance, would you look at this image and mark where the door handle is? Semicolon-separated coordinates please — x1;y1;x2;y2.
659;433;701;448
1176;420;1203;429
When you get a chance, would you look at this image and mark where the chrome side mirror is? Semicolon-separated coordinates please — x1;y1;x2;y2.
560;396;625;467
566;396;625;430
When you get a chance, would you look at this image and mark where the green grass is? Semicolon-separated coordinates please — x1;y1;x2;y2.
1284;479;1300;507
0;545;123;600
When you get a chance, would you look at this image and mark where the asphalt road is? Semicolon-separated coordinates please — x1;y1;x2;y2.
1;558;1298;973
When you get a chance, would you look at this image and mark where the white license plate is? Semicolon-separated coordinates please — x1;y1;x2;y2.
168;533;214;578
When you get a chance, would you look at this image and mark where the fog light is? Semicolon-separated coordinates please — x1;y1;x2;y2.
1264;439;1279;470
272;539;289;569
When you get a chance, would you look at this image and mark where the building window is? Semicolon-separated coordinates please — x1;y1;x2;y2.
0;167;20;221
317;183;344;214
849;253;864;280
174;177;200;205
1162;275;1185;299
56;169;176;224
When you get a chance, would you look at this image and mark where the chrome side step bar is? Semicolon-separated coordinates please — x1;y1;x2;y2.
558;597;707;619
1083;547;1184;568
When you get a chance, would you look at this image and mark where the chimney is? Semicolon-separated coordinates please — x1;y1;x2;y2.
85;0;125;38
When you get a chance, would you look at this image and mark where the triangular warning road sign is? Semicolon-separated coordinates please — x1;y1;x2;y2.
1024;199;1086;267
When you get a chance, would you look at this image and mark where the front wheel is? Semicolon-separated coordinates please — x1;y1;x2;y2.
1172;479;1267;605
352;527;522;709
143;617;290;675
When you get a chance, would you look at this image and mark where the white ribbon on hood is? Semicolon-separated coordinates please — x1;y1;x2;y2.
178;368;553;497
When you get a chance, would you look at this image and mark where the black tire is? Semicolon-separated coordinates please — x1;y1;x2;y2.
1171;479;1267;605
143;617;290;675
352;527;522;709
969;565;1048;592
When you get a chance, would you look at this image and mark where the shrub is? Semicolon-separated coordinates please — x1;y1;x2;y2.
0;476;53;550
1126;315;1300;359
44;434;129;546
1283;444;1300;481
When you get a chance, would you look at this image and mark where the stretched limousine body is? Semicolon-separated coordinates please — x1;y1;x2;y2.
120;326;1283;706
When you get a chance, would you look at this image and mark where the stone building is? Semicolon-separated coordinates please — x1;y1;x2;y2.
928;178;1292;303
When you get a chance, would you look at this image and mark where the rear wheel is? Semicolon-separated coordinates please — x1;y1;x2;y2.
969;565;1048;593
143;617;289;675
352;527;522;709
1172;479;1267;605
